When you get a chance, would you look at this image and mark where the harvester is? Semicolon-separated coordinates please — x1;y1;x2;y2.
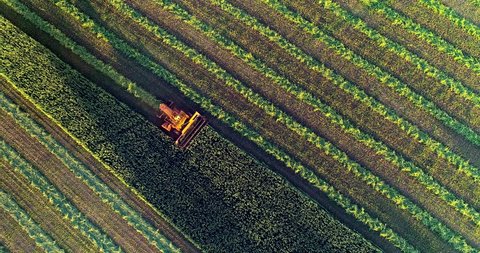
157;102;207;148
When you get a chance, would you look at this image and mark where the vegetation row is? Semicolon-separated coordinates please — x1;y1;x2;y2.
362;0;480;75
0;189;63;252
267;0;480;144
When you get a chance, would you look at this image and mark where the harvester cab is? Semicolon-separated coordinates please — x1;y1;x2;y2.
157;102;207;148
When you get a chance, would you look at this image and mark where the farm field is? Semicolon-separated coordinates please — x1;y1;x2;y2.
1;0;479;252
0;12;379;253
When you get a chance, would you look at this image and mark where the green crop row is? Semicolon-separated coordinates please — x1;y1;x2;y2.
360;0;480;90
0;132;121;252
265;0;480;145
414;0;480;41
12;1;414;250
62;1;475;250
2;0;158;108
154;0;480;227
0;190;64;253
0;78;180;253
318;0;480;146
207;0;480;183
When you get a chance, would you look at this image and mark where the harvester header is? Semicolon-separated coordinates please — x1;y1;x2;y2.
157;102;207;148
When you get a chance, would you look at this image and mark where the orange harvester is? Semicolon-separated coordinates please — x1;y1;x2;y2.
157;102;207;148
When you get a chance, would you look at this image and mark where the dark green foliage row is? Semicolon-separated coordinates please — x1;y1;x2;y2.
0;11;380;252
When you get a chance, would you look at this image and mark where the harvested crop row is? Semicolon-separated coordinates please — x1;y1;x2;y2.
0;88;180;253
439;0;480;25
302;0;480;162
0;138;123;252
62;0;478;249
282;0;480;112
131;0;480;231
0;205;42;253
362;0;480;76
0;190;64;253
199;0;480;205
0;160;99;252
386;0;480;58
286;0;480;94
417;0;480;40
0;6;382;252
250;0;480;137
